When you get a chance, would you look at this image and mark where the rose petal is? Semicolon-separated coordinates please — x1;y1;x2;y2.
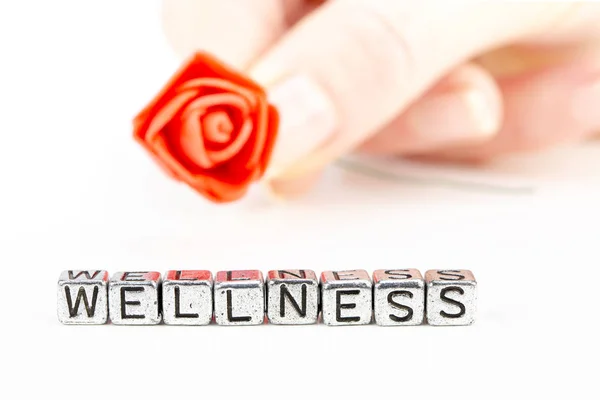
182;92;251;120
202;171;253;202
177;115;214;169
145;89;199;141
134;135;181;181
179;92;256;167
147;133;200;182
178;78;259;108
133;54;213;133
187;52;267;94
202;111;233;144
207;119;254;165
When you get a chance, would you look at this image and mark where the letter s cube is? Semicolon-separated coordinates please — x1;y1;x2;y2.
425;270;477;326
373;269;425;326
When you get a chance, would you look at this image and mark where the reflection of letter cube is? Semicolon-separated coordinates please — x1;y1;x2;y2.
109;272;162;325
214;270;264;326
373;269;425;326
425;270;477;326
321;270;372;326
266;270;319;325
57;270;109;324
162;270;213;325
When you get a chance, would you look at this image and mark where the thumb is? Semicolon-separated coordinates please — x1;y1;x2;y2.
249;1;599;181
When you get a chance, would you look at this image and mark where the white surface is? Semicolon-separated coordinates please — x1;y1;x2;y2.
0;1;597;398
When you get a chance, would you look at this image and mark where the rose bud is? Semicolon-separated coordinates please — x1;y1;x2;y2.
133;52;279;203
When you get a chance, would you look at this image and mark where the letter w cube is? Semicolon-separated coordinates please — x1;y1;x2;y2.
57;270;109;324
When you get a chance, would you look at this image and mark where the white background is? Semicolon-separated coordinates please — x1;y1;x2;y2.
0;1;598;399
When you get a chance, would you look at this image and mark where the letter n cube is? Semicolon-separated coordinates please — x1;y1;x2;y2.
266;270;319;325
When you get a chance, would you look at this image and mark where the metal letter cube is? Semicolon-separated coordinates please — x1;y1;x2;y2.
321;270;372;326
373;269;425;326
214;270;264;326
109;271;162;325
57;270;109;324
425;270;477;326
266;270;319;325
162;270;213;325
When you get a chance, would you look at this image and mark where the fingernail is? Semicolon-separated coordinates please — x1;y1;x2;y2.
571;79;600;129
405;87;501;145
264;75;337;180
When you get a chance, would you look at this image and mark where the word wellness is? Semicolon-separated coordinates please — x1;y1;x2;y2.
57;269;477;327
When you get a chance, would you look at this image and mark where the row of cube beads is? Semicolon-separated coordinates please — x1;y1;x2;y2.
57;269;477;326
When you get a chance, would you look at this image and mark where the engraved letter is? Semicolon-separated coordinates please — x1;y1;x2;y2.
174;286;199;319
438;270;465;281
440;287;466;318
64;286;99;317
387;290;413;322
226;290;251;322
336;290;360;322
280;284;307;318
120;287;145;319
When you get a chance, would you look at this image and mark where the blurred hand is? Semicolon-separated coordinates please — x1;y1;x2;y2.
163;0;600;197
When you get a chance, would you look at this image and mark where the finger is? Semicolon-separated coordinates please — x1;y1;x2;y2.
358;63;503;155
267;171;322;200
419;50;600;162
269;63;503;199
162;0;308;67
252;1;600;181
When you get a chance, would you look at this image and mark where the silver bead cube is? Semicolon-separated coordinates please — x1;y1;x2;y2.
373;269;425;326
108;271;162;325
266;270;319;325
162;270;213;325
321;270;372;326
214;270;264;326
425;270;477;326
57;270;109;324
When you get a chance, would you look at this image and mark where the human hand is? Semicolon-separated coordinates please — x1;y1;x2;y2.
163;0;600;197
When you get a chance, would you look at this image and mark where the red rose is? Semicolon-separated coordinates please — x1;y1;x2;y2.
133;52;279;203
